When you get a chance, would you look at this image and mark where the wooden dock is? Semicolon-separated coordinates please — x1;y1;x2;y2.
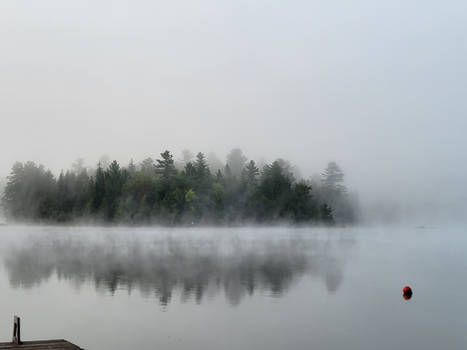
0;317;83;350
0;339;82;349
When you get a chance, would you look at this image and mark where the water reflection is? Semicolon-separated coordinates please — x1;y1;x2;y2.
2;232;351;306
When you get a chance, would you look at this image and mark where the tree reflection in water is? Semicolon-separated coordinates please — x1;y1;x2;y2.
3;232;352;306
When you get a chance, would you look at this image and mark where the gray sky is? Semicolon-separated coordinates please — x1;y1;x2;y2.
0;0;466;222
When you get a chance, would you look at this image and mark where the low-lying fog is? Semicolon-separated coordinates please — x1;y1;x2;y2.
2;226;349;306
1;1;466;225
0;225;466;350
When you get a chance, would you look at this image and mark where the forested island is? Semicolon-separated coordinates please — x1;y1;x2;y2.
0;149;357;225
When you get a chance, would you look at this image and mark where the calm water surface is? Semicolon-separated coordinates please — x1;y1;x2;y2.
0;225;465;349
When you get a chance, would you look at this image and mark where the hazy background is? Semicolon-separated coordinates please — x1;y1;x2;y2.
0;0;466;224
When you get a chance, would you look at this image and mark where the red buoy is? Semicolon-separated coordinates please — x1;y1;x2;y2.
402;286;413;300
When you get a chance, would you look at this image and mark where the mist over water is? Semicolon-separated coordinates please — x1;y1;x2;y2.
2;226;349;306
0;225;465;350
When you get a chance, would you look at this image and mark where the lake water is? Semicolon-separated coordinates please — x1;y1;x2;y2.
0;225;465;349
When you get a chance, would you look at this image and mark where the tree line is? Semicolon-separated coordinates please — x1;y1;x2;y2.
0;149;357;225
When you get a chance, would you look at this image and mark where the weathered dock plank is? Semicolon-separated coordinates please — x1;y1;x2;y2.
0;339;83;349
0;316;83;350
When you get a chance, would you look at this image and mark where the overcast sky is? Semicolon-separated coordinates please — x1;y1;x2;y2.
0;1;466;222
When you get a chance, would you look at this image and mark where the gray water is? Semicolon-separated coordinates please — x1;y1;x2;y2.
0;225;465;350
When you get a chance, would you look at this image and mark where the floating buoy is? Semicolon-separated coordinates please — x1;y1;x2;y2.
402;286;413;300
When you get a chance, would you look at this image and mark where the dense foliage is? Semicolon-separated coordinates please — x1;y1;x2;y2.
0;149;356;225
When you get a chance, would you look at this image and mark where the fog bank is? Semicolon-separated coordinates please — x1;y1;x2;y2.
1;0;466;224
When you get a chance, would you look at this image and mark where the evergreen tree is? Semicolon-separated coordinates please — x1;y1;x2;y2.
215;169;224;182
74;169;90;216
207;152;224;174
128;159;136;174
1;153;353;225
320;162;355;223
241;160;260;186
140;158;155;174
191;152;212;219
322;162;346;194
91;163;106;214
155;151;177;178
184;161;197;178
226;148;247;178
2;162;25;218
56;171;76;220
105;160;125;220
181;149;194;164
71;158;86;174
224;164;233;181
289;182;314;222
2;162;56;220
210;182;225;221
195;153;209;178
257;161;293;220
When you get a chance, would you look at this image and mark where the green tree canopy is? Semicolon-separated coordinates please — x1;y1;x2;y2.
1;152;356;226
155;151;177;178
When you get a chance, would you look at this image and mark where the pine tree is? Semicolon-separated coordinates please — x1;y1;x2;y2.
91;163;106;214
104;160;124;220
0;154;348;225
128;159;136;174
226;148;247;177
2;162;24;218
195;152;209;180
140;158;155;174
241;160;260;186
155;151;177;178
322;162;346;194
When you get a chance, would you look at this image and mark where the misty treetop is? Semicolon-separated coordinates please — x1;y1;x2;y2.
1;149;357;225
